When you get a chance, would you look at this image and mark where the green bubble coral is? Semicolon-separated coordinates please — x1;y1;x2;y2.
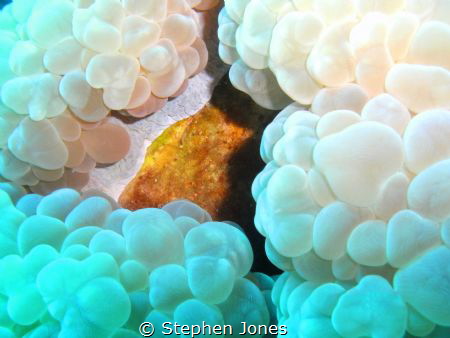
0;185;274;337
273;271;450;338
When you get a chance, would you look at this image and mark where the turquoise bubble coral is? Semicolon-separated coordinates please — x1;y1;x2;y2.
272;271;450;338
0;184;274;337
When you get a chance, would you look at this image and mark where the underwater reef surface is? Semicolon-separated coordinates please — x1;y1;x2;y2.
0;0;449;337
120;75;280;275
217;2;450;335
218;0;450;111
273;271;450;338
0;183;275;337
0;0;218;192
78;2;230;201
252;96;450;337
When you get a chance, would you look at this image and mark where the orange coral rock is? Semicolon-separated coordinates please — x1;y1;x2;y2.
119;77;279;272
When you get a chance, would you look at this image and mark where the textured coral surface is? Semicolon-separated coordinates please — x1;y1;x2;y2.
1;1;449;337
253;96;450;337
216;3;450;334
218;0;450;110
273;271;450;338
119;75;279;274
0;183;274;337
0;0;218;190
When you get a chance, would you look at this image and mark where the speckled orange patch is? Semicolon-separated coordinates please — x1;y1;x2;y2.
119;76;279;273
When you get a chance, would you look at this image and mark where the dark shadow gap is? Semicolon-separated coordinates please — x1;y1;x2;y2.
211;76;281;275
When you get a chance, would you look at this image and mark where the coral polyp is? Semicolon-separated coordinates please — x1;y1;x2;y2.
218;0;450;110
0;0;217;190
253;96;450;336
0;184;274;337
273;270;450;338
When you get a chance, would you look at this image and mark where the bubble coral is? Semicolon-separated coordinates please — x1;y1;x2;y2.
0;0;217;190
218;0;450;110
272;271;450;338
252;96;450;336
0;184;273;337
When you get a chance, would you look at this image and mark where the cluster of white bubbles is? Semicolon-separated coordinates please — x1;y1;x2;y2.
220;3;450;334
218;0;450;110
0;0;218;192
0;183;275;338
252;93;450;337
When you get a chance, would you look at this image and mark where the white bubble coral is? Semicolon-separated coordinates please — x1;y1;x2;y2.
0;184;273;337
218;0;450;110
0;0;216;190
252;96;450;335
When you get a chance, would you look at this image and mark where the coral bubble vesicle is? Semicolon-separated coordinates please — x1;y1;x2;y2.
0;184;274;337
0;0;216;191
253;96;450;337
219;0;450;111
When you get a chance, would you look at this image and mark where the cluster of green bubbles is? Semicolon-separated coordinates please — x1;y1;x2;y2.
0;183;275;337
